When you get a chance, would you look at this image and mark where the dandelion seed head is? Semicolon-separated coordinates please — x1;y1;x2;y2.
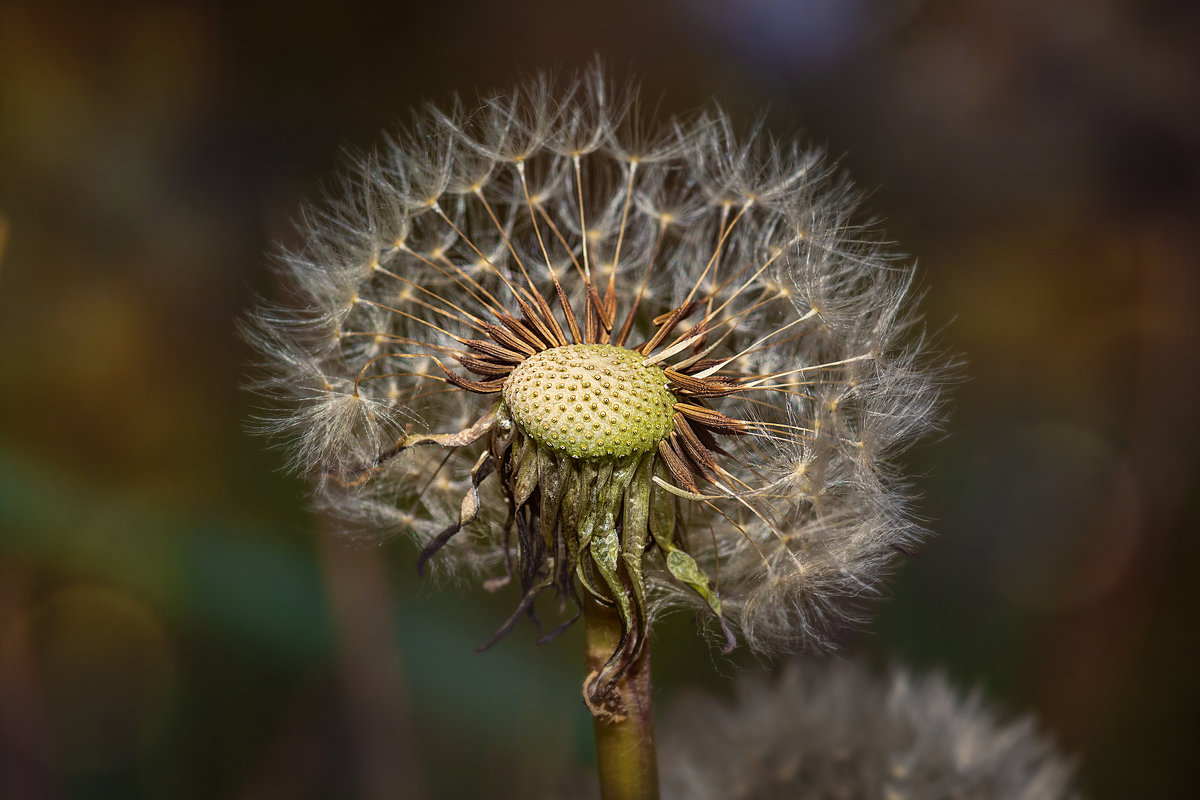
244;66;948;670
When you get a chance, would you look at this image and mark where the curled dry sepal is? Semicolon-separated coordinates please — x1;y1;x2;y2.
562;659;1082;800
243;69;946;707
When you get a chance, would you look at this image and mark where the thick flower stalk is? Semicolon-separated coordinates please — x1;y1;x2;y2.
245;72;942;714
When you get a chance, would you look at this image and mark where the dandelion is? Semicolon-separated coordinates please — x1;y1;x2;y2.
245;68;944;798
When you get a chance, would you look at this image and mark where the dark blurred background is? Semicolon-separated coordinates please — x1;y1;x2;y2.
2;0;1197;797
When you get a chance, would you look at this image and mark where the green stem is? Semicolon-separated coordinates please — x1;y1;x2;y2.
584;595;660;800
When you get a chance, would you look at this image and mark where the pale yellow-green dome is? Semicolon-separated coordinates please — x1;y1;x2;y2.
502;344;676;459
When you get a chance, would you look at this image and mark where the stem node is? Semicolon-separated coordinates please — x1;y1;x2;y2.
584;595;660;800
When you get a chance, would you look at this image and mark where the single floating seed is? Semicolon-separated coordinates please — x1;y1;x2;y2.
502;344;676;459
